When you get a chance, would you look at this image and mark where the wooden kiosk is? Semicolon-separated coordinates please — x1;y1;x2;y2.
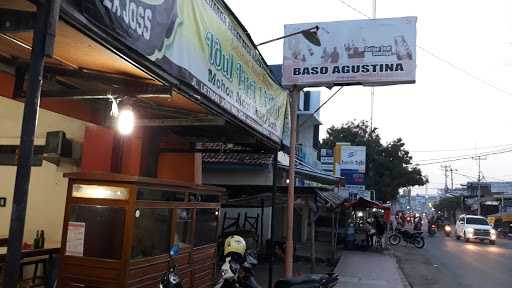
58;172;224;287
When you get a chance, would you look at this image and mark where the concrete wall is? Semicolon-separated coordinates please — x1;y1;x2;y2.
297;115;321;169
0;96;86;245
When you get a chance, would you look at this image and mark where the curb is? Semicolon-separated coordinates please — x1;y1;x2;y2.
333;250;345;273
388;247;413;288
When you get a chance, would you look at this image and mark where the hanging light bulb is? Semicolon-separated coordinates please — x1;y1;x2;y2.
110;96;119;118
116;107;135;135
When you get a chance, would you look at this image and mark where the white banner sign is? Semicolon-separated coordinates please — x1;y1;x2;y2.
283;17;417;87
340;146;366;172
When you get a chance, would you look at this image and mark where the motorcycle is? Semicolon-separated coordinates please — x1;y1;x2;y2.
428;224;437;237
389;228;425;248
160;246;184;288
215;252;339;288
443;224;452;237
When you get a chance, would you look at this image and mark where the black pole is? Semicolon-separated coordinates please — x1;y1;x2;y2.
3;2;55;287
268;149;278;288
256;25;319;46
260;198;264;250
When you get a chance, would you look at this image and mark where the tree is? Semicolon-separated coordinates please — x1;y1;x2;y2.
434;196;468;223
321;120;428;202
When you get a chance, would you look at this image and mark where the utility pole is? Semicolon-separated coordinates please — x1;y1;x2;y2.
472;156;487;216
369;0;376;132
501;193;504;216
441;165;450;194
285;87;299;277
449;167;457;191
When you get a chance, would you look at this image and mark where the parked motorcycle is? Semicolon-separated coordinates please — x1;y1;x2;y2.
160;264;183;288
160;246;184;288
443;224;452;237
216;236;339;288
389;228;425;248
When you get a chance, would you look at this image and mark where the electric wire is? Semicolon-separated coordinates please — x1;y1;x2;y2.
414;148;512;166
410;143;512;153
414;147;512;163
335;0;512;97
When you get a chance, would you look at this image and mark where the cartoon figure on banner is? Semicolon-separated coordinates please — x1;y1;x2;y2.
394;35;413;60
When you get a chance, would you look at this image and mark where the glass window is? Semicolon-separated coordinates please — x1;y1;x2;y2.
174;209;193;249
67;205;125;260
194;209;219;247
72;184;129;200
465;217;489;225
136;188;185;202
189;193;219;203
131;208;171;259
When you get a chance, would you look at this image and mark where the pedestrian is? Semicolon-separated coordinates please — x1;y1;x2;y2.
376;216;385;238
365;217;374;247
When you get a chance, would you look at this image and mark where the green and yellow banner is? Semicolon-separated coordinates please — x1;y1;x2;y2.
83;0;289;143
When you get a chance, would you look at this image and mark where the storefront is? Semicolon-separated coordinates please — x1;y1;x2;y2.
0;0;289;287
59;172;223;287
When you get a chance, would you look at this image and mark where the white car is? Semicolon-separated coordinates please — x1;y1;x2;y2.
455;215;496;244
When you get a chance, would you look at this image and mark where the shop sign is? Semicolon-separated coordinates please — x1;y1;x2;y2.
320;156;333;163
346;185;365;190
337;167;365;186
282;17;417;87
340;146;366;173
321;149;333;157
83;0;289;143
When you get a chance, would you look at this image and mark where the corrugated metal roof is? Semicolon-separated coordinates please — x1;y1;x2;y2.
317;189;346;208
202;153;273;166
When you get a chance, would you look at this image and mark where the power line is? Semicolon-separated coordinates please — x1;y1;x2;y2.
418;47;512;97
415;147;512;163
337;0;371;18
415;148;512;166
453;171;477;180
410;143;512;153
335;0;512;97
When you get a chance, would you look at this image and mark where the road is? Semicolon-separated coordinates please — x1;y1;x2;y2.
393;231;512;288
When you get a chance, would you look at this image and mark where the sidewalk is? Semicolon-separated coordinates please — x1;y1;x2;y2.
334;251;409;288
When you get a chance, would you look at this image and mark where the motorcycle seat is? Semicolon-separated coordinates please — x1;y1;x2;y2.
274;274;334;288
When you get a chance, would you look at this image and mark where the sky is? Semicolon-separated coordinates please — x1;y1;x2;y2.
225;0;512;194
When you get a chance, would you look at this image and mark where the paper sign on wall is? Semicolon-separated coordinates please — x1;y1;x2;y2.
65;222;85;257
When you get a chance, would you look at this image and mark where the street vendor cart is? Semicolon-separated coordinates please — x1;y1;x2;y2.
58;172;223;287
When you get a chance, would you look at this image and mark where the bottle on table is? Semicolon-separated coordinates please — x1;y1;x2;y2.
39;230;45;249
33;230;40;249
